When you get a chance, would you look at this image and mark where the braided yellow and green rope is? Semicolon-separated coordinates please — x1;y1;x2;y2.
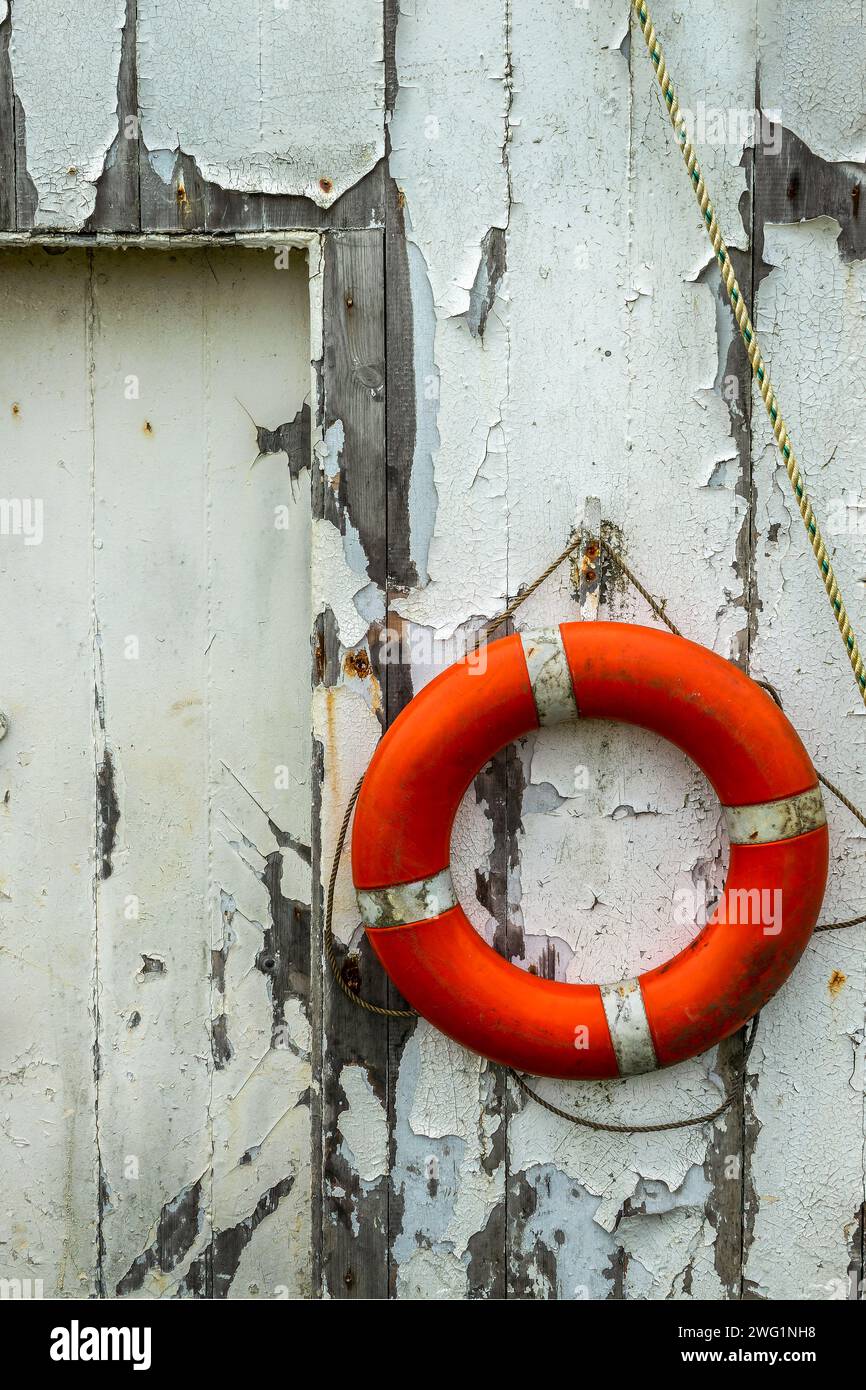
632;0;866;705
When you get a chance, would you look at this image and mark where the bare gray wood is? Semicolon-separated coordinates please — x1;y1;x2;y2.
0;10;14;229
138;152;386;236
318;228;389;1299
88;0;139;232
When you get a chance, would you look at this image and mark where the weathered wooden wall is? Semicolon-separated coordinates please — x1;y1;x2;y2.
0;0;864;1300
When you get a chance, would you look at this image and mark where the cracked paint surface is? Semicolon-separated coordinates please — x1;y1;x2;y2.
9;0;384;229
338;1065;388;1185
138;0;384;207
3;0;865;1302
389;0;511;631
383;0;757;1300
10;0;126;227
391;1024;503;1299
746;215;866;1299
757;1;866;164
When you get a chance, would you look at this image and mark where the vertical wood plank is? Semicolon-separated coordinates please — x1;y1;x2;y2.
316;228;389;1298
499;0;757;1298
384;0;511;1302
0;8;15;228
10;0;127;231
745;2;866;1294
87;246;316;1300
202;247;314;1300
745;225;866;1299
13;97;37;231
0;248;97;1296
91;250;213;1297
88;0;140;233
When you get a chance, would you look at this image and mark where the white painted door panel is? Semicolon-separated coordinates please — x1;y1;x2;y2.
1;246;313;1299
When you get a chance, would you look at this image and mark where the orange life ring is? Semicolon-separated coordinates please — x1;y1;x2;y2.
352;623;828;1079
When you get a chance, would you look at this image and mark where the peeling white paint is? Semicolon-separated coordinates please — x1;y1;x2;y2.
390;0;511;631
137;0;385;206
383;0;759;1297
509;1057;723;1235
313;683;381;949
312;517;373;649
451;783;498;943
10;0;126;228
747;213;866;1299
758;0;866;163
4;0;864;1304
405;242;440;586
396;1245;468;1300
338;1065;388;1183
392;1023;503;1281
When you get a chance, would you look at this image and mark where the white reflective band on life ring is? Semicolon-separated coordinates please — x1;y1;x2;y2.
724;786;826;845
356;868;456;929
520;630;579;726
600;977;659;1076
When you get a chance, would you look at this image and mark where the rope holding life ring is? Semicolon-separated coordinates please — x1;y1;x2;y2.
352;623;828;1080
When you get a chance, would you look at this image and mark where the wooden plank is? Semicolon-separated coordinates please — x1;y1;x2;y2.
504;0;762;1301
136;0;385;236
13;99;37;231
138;149;208;236
89;249;213;1297
0;247;97;1296
316;228;389;1299
322;233;387;582
0;7;15;228
259;164;387;236
746;3;866;1295
89;245;315;1298
745;222;866;1299
10;1;127;230
137;155;387;237
202;246;314;1300
385;0;761;1298
88;0;140;233
385;0;510;1300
